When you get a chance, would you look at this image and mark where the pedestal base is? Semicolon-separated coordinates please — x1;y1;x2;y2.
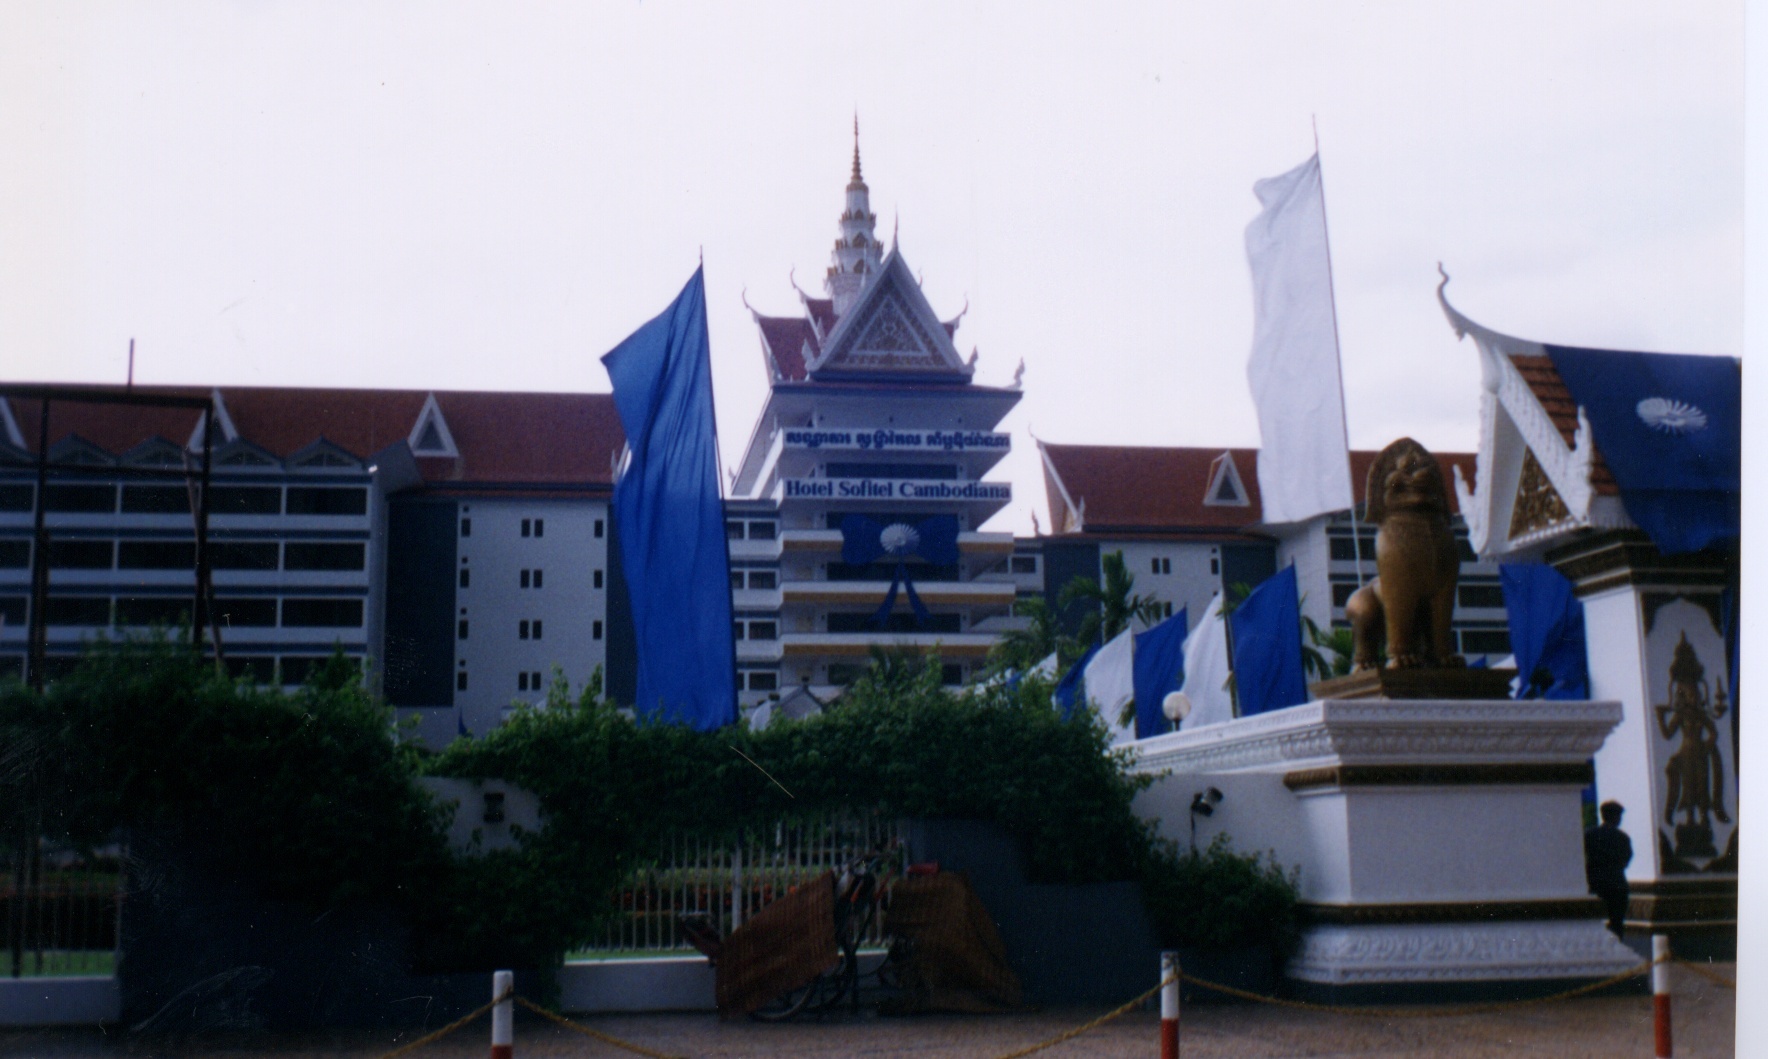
1287;920;1639;988
1309;667;1517;701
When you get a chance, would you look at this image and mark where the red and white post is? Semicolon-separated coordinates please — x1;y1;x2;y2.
1160;950;1181;1059
1652;935;1672;1058
491;969;514;1059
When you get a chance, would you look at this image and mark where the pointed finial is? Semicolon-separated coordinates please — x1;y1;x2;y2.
850;113;863;183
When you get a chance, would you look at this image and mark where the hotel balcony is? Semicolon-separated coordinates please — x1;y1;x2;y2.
778;631;997;659
778;579;1016;608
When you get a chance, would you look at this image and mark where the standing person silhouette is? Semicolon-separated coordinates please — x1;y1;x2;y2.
1583;800;1633;938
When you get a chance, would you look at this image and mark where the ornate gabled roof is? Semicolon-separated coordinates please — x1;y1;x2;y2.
804;248;973;382
1437;272;1631;557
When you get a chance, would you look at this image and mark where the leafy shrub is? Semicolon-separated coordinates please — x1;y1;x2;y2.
1140;833;1302;956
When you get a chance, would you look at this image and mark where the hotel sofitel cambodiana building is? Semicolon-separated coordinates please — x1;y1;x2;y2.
719;140;1032;720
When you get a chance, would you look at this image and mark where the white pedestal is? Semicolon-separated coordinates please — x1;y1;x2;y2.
1131;697;1640;990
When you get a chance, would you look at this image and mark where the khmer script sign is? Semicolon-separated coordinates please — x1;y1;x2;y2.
781;429;1010;453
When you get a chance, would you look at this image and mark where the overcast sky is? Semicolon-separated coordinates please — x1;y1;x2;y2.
0;2;1743;534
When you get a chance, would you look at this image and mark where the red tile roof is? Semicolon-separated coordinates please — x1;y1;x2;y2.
1507;355;1620;495
1041;443;1478;535
757;315;817;381
804;298;836;337
4;386;623;488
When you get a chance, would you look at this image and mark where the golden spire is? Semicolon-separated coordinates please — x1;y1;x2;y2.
849;114;864;186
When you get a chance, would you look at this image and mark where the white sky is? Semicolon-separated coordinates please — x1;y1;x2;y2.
0;2;1744;535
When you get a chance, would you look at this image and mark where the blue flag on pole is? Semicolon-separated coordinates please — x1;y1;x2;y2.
1499;564;1589;700
1053;641;1101;721
1229;566;1308;716
1133;609;1188;739
1545;346;1740;555
601;268;737;730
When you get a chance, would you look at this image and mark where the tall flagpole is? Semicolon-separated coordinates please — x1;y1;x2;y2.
1312;116;1366;595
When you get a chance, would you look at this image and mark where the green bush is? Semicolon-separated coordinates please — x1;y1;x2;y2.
1140;833;1303;957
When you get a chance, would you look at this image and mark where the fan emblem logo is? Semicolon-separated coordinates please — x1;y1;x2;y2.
1636;397;1708;435
880;523;920;556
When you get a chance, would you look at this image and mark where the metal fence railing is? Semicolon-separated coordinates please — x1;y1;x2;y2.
3;841;123;978
585;811;901;955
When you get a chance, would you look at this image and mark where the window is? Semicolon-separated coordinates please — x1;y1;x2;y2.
726;520;745;540
730;571;744;590
1210;557;1220;575
593;569;603;589
121;486;191;514
213;598;277;626
732;621;745;641
458;619;469;640
748;621;777;641
518;672;530;691
281;598;364;627
594;519;605;538
1161;601;1174;618
225;657;276;684
210;542;279;570
461;518;472;538
534;519;544;538
209;486;282;515
48;541;113;569
747;672;778;692
1457;537;1479;564
521;519;531;537
459;568;470;589
748;570;776;590
0;598;23;626
532;569;543;589
284;542;366;571
117;541;192;569
0;541;27;568
115;597;191;626
1010;556;1038;575
1332;582;1360;607
519;620;531;639
44;485;116;513
747;521;777;540
457;671;469;691
532;620;543;640
1458;584;1506;609
286;487;368;516
45;597;110;625
520;569;531;589
1459;629;1512;655
592;620;603;640
0;486;32;511
940;664;964;686
1150;557;1171;575
827;612;962;634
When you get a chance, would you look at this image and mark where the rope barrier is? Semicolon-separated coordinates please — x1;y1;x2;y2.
1674;958;1736;990
1168;955;1664;1019
987;973;1178;1059
372;984;512;1059
515;996;692;1059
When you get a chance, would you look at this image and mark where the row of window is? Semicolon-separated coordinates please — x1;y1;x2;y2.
5;653;364;686
0;483;369;517
734;620;777;641
725;520;778;541
0;595;363;628
460;516;595;540
0;538;365;572
738;670;778;692
1329;533;1480;565
824;662;965;687
456;567;604;590
731;569;778;590
1327;579;1505;610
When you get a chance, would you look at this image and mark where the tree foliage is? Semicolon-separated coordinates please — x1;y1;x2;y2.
1058;550;1163;645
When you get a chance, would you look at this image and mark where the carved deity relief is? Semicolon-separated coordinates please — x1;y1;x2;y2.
1643;597;1738;873
1507;447;1570;541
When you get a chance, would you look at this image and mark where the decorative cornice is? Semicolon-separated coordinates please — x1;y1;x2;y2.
1546;531;1733;595
1283;762;1594;791
1302;898;1603;926
1130;698;1622;776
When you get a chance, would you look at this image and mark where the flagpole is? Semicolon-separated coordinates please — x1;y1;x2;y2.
1311;116;1366;595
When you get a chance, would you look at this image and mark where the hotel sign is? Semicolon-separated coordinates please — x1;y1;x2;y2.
781;428;1010;454
782;478;1012;502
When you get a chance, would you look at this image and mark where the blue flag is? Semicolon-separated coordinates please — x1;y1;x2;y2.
1133;609;1188;739
601;268;737;730
1229;566;1308;716
1546;346;1739;555
1500;564;1589;700
1053;641;1101;721
840;515;960;628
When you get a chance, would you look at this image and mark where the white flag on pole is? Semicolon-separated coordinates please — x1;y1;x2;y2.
1245;153;1355;525
1084;628;1137;746
1178;594;1235;731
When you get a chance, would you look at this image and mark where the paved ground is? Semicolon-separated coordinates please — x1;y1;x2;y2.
2;962;1736;1058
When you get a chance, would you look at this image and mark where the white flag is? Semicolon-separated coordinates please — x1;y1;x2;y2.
1178;594;1235;731
1084;629;1137;745
1245;153;1355;524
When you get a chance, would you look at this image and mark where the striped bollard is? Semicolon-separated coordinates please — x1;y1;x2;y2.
492;969;514;1059
1160;951;1180;1059
1652;936;1672;1058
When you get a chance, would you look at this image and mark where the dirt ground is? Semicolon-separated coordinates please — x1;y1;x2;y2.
1;961;1737;1059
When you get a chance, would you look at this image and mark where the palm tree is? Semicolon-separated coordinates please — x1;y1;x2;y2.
985;596;1071;677
1058;550;1164;646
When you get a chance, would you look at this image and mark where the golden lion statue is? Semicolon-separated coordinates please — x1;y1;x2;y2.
1344;438;1464;670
